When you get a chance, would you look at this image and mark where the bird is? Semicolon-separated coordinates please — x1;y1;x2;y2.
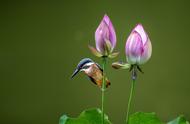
71;58;110;88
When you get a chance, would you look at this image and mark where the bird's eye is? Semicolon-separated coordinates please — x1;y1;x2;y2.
83;65;90;69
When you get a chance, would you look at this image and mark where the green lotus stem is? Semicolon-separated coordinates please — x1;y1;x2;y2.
101;57;107;124
126;77;136;124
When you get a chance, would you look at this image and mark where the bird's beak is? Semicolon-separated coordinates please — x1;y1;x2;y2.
71;68;80;79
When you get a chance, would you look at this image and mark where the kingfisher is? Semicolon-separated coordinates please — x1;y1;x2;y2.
71;58;110;88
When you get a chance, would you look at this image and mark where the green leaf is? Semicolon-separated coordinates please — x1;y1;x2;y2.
128;112;163;124
112;61;131;69
88;45;103;57
59;108;112;124
167;115;189;124
60;115;69;124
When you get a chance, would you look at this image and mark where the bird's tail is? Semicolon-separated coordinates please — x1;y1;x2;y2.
106;78;111;88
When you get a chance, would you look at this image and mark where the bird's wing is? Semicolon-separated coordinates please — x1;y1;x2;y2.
95;63;103;72
88;76;97;85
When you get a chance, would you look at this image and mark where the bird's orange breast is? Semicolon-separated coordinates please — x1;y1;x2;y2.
84;64;110;88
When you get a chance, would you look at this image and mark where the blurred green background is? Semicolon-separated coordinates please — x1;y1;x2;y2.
0;0;190;124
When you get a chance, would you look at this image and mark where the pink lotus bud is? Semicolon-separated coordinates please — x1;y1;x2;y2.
125;24;152;65
95;14;116;55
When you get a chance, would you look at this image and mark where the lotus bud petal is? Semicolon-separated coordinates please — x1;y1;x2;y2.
95;14;116;55
125;24;152;65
